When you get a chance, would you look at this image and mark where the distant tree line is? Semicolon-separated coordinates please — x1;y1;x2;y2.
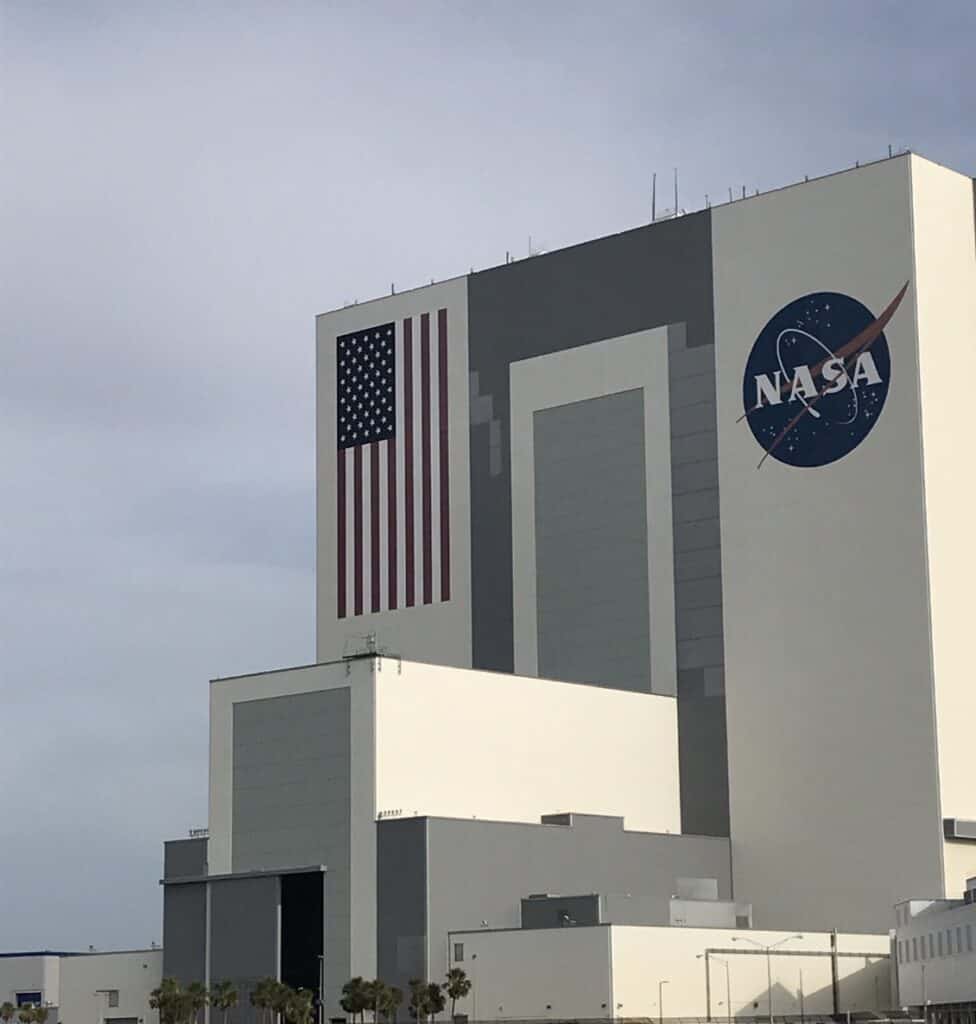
340;968;470;1024
147;967;469;1024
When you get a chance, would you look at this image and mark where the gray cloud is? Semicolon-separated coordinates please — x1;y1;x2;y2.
1;0;973;951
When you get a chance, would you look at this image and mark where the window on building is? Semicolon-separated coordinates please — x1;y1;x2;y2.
108;992;120;1008
957;927;963;954
912;937;918;961
453;943;464;962
947;929;954;955
967;924;973;952
937;932;943;957
16;995;42;1008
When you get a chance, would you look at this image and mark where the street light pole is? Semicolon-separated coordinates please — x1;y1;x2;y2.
659;979;669;1024
732;934;803;1024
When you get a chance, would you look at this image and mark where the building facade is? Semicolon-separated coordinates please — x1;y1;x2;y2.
153;152;976;1022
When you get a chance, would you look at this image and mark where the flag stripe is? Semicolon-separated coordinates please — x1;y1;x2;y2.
438;308;451;602
387;438;397;610
337;449;347;618
353;444;363;616
403;317;416;607
420;312;433;605
370;441;381;613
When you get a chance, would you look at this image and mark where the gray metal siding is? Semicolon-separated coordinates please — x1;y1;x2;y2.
376;817;428;998
231;688;351;1010
164;838;208;880
534;390;651;692
210;876;279;1020
418;813;731;982
467;213;715;675
667;324;729;837
162;883;206;984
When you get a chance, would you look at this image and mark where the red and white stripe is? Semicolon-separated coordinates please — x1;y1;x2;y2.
337;309;451;618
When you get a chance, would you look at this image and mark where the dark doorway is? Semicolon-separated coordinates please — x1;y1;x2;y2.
281;871;324;994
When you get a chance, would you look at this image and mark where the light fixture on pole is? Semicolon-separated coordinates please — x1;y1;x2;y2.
658;979;669;1024
732;934;803;1024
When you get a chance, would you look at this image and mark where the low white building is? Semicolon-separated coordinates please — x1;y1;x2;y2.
894;876;976;1024
447;924;891;1021
0;949;162;1024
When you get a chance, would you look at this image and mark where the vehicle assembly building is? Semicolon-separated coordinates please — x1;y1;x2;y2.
12;152;975;1024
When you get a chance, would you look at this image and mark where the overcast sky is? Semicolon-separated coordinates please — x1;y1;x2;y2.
1;0;973;952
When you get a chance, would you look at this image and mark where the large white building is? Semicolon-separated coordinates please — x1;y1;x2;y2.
15;151;976;1024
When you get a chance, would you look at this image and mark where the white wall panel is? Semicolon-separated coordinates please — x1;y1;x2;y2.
911;155;976;832
712;156;944;931
374;658;680;834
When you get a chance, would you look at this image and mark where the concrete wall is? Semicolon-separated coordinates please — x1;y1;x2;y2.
0;955;60;1010
373;659;680;834
450;926;612;1021
714;154;945;932
59;951;161;1024
911;155;976;841
895;900;976;1005
448;926;891;1021
407;813;730;993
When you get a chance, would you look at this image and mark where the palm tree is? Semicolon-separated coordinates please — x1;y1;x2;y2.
18;1008;36;1024
269;982;292;1024
2;1003;18;1024
185;982;209;1024
442;970;470;1021
210;982;238;1024
32;1010;48;1024
377;987;402;1024
406;981;427;1024
151;980;187;1024
363;981;387;1024
340;979;368;1024
251;978;278;1024
284;990;314;1024
423;985;444;1024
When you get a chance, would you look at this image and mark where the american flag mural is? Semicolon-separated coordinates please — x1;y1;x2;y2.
336;310;451;618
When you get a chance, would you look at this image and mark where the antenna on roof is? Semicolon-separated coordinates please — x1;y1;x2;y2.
673;168;678;219
651;172;656;222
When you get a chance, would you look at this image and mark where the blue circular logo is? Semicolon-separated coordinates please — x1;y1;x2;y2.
741;288;904;468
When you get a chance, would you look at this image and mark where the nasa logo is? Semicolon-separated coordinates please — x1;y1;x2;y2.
740;284;908;468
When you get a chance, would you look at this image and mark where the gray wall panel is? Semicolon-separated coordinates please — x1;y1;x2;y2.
534;391;651;693
164;838;208;880
668;326;729;837
232;689;351;1011
467;213;716;675
417;814;731;983
376;818;427;997
162;884;206;984
210;876;279;1022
